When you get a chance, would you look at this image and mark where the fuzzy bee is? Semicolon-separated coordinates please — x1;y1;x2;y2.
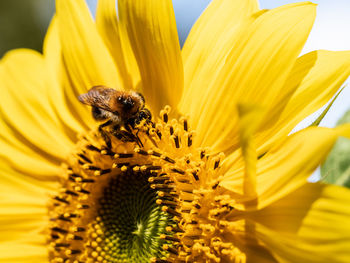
78;86;152;127
78;86;152;146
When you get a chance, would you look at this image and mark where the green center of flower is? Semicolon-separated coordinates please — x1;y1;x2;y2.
95;170;170;262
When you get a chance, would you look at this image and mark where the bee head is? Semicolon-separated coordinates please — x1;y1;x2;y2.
117;96;135;111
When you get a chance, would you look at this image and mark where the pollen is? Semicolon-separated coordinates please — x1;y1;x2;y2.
47;106;240;263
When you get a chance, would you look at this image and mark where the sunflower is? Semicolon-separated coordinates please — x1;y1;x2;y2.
1;0;350;262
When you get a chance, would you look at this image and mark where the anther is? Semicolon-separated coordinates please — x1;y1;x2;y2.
174;135;180;148
134;148;148;155
171;168;185;175
65;190;79;196
181;118;188;131
156;199;178;207
115;153;134;158
185;235;201;240
160;234;180;242
158;191;179;199
77;204;90;209
73;227;86;232
148;176;171;183
147;165;162;171
161;110;169;123
214;160;220;169
54;196;70;205
151;184;175;191
81;178;95;183
191;171;199;181
193;203;201;209
100;168;111;175
150;258;171;263
51;234;59;239
166;226;184;233
162;206;181;217
83;165;100;171
162;244;179;255
57;215;72;222
156;130;162;139
86;145;100;152
78;188;90;194
187;134;192;147
151;151;161;157
67;249;81;255
51;227;68;234
72;235;83;241
161;155;176;164
55;243;70;248
78;154;92;164
212;182;220;189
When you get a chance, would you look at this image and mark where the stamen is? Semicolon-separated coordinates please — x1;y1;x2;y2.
77;153;92;164
162;206;181;217
86;144;100;152
114;153;134;158
160;234;180;242
171;168;185;175
161;155;176;164
162;244;179;256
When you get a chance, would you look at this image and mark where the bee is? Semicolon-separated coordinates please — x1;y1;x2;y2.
78;86;152;146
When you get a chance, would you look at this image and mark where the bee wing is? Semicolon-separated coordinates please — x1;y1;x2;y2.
78;86;119;112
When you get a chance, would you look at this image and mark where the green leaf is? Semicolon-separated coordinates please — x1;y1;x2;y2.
321;109;350;187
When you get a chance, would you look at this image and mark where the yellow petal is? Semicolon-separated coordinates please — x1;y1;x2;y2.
43;17;90;134
0;139;61;182
0;165;52;261
253;183;350;263
56;0;122;93
222;125;350;209
180;0;259;118
0;195;47;243
0;49;74;162
118;0;183;114
96;0;140;90
257;50;350;153
182;3;316;154
0;241;48;263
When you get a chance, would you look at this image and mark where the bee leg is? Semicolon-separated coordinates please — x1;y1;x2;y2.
98;120;113;149
111;126;132;142
125;124;143;147
99;120;113;129
135;130;143;147
110;124;124;141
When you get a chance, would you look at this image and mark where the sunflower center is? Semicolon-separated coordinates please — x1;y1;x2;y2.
89;170;171;262
47;106;238;263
